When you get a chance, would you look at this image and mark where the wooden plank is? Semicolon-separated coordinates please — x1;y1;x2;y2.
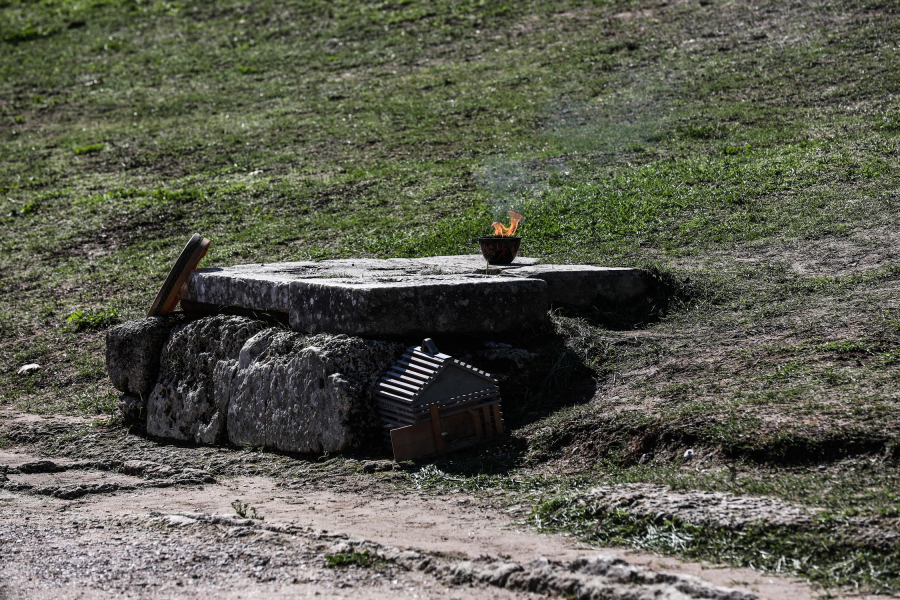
492;403;504;435
430;404;446;455
390;402;503;461
482;405;494;438
149;234;211;317
377;382;416;398
410;350;446;365
469;409;483;440
395;359;436;378
380;376;420;392
441;411;476;440
390;421;436;461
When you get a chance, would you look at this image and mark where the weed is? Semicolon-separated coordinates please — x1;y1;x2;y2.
5;201;39;217
72;144;104;155
723;144;751;155
324;551;378;569
874;116;900;133
231;500;264;521
3;27;55;45
66;310;120;331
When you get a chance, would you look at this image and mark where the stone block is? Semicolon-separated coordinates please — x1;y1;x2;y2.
183;256;648;336
288;275;548;336
187;263;302;314
223;330;403;453
185;255;540;315
504;265;648;310
138;315;404;453
184;256;545;336
145;315;265;444
105;317;175;399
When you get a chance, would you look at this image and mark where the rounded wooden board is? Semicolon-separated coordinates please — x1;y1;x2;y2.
147;234;211;317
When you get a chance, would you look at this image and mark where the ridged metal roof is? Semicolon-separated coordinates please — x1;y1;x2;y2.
376;346;498;408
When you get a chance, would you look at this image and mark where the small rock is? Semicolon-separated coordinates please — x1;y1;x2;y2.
17;363;41;375
360;460;395;473
118;394;145;423
18;460;66;474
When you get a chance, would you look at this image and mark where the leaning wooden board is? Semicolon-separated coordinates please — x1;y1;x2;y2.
148;234;211;317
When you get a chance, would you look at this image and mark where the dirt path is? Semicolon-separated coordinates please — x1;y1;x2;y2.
0;447;867;600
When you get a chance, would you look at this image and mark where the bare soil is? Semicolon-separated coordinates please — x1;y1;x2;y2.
0;441;886;600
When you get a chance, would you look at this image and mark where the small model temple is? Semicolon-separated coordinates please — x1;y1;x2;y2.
376;339;504;460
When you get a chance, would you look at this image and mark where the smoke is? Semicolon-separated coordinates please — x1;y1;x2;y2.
473;73;673;232
477;158;536;219
476;155;570;230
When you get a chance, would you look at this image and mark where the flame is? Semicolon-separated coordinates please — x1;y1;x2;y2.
491;210;523;237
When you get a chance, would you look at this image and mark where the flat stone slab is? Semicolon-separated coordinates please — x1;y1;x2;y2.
290;275;547;336
185;255;646;336
503;265;648;310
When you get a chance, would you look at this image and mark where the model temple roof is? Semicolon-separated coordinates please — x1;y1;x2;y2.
376;341;500;430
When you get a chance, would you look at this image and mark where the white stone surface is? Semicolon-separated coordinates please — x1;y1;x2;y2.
184;255;648;335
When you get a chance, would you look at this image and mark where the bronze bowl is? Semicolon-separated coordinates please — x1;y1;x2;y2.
477;236;521;265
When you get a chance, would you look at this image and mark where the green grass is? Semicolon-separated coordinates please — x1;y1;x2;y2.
529;501;900;593
324;550;378;569
402;455;900;592
66;308;120;331
3;0;900;591
72;143;105;155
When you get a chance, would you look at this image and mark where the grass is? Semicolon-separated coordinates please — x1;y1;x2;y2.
529;501;900;593
2;0;900;592
66;308;120;331
402;454;900;591
72;143;105;155
324;551;378;569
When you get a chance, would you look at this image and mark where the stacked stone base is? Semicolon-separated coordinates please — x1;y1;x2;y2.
106;315;403;454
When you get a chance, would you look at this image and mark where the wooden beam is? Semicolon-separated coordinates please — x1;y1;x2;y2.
390;421;436;462
482;405;494;438
430;404;446;455
469;409;484;440
492;403;504;435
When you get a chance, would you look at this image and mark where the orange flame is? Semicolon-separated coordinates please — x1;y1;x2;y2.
491;210;523;237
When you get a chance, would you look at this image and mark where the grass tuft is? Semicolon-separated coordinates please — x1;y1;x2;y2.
66;310;120;332
324;551;377;568
72;143;105;155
